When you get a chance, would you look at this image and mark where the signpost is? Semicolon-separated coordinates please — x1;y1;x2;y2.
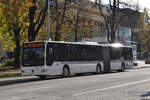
132;45;137;62
48;0;50;40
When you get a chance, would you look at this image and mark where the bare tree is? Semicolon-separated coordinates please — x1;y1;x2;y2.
72;0;93;41
54;0;71;41
95;0;137;43
74;3;80;42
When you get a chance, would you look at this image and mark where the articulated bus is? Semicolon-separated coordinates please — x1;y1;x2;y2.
21;41;133;78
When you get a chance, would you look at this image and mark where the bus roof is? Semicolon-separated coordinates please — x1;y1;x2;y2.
103;43;132;48
23;41;132;48
23;41;103;46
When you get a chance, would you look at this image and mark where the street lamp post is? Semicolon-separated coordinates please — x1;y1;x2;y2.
48;0;51;41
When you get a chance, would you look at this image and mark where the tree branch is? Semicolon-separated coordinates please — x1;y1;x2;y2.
35;0;48;34
96;0;111;42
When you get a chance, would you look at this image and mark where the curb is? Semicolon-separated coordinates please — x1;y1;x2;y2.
132;66;150;69
0;76;39;86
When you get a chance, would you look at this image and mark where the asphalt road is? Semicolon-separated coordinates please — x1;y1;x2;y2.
1;67;150;100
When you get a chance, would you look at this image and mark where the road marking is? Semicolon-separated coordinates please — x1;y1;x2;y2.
73;79;150;96
16;85;54;92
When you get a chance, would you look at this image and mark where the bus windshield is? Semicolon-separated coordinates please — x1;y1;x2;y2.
22;47;45;67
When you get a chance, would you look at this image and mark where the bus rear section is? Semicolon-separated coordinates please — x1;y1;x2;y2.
109;44;134;71
102;44;134;72
21;42;47;76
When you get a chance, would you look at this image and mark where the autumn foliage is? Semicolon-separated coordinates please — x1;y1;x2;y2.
138;8;150;53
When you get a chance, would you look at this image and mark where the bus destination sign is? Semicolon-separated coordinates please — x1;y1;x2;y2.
23;42;44;48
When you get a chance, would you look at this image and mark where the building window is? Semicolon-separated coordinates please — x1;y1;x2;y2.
95;21;97;25
88;20;91;25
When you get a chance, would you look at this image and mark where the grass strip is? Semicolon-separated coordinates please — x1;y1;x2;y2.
0;73;21;78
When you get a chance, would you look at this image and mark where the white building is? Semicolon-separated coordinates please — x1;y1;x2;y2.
82;26;132;46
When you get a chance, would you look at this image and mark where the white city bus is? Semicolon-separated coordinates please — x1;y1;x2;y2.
21;41;133;78
21;41;104;78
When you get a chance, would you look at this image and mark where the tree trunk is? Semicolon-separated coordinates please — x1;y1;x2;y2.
117;25;120;42
54;0;61;41
107;30;111;43
111;31;115;43
61;0;67;24
74;10;80;42
28;5;37;41
14;27;21;68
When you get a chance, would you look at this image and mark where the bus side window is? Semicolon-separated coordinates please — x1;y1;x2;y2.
96;46;103;60
81;45;88;61
69;44;81;61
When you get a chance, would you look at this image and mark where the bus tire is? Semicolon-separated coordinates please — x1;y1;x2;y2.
96;64;101;74
118;63;125;72
62;66;70;77
121;64;125;72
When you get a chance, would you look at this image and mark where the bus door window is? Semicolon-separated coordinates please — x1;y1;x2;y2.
46;46;54;66
111;47;121;69
129;48;133;60
96;46;103;61
81;45;88;61
47;43;69;66
124;48;133;60
69;44;81;61
120;47;124;60
50;43;68;61
68;44;81;73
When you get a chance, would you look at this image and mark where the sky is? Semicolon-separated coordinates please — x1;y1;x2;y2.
91;0;150;9
138;0;150;9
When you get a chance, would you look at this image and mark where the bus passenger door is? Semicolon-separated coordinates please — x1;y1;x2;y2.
110;60;121;70
68;45;81;74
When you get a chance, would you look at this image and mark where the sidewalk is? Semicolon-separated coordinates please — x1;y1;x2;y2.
0;76;38;86
132;60;150;69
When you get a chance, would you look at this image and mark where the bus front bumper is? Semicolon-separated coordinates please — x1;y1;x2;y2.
21;67;49;76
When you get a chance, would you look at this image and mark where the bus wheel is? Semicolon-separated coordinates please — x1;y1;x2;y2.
96;65;101;74
62;66;70;77
121;64;125;72
119;64;125;72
